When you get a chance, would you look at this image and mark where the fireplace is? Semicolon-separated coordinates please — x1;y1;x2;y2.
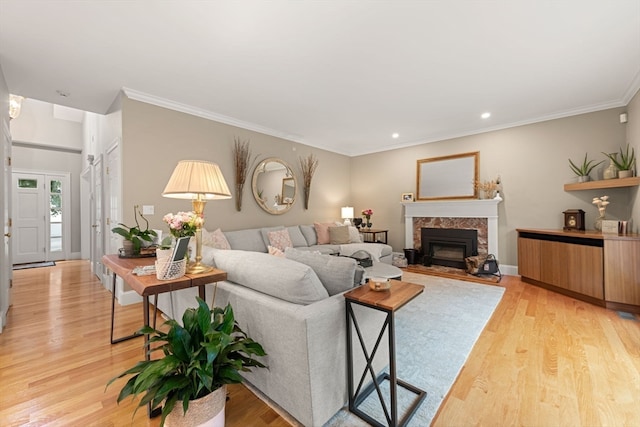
421;228;478;269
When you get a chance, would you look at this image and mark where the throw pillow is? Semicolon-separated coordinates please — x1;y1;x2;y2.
268;229;293;251
284;247;358;296
314;222;334;245
211;249;328;305
268;245;285;257
348;226;362;243
202;227;231;250
329;225;350;244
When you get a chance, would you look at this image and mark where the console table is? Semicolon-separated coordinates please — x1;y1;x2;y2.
517;229;640;314
360;228;388;244
344;281;426;427
102;254;227;344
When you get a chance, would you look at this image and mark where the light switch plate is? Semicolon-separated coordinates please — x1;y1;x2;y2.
142;205;154;215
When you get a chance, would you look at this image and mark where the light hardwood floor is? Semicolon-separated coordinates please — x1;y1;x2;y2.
1;261;638;426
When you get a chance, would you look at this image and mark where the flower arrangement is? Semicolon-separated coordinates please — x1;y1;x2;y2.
592;196;610;219
474;177;501;199
162;211;201;239
362;209;373;221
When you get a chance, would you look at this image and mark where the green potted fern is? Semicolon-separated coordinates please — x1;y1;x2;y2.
107;297;266;427
568;153;603;182
603;144;636;178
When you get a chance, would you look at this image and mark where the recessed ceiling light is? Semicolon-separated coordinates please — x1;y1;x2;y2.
392;133;399;139
481;112;491;119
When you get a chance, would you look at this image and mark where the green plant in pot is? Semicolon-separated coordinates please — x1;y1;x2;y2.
603;144;636;178
568;153;603;182
107;297;267;427
111;205;157;256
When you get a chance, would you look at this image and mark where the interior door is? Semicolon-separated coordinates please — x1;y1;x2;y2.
1;114;12;331
92;156;104;278
12;172;45;264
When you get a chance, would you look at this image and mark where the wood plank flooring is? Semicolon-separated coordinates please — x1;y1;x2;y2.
1;261;638;426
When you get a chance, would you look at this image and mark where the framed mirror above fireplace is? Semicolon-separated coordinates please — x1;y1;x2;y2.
416;151;479;200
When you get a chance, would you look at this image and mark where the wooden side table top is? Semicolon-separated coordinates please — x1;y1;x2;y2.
359;228;388;233
344;280;424;312
102;254;227;296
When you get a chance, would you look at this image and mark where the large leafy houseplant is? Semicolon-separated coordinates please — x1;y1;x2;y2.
107;297;266;426
111;205;157;255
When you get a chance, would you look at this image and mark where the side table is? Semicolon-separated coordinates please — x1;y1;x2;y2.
360;228;389;244
344;281;426;427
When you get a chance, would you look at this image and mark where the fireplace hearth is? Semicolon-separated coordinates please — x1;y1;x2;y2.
422;228;478;269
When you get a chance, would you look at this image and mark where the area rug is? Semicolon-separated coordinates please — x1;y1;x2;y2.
324;272;505;427
12;261;56;270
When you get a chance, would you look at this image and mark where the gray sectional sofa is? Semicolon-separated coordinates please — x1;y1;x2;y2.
155;224;394;426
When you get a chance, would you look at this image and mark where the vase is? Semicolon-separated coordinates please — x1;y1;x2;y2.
165;385;226;427
366;222;372;229
594;215;605;231
603;156;618;180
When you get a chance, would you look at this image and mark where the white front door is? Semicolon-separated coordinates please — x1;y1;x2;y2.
12;171;71;264
12;172;45;264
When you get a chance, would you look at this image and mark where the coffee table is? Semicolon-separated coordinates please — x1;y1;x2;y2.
364;262;403;281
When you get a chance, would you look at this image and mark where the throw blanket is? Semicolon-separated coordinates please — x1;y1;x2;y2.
339;243;384;262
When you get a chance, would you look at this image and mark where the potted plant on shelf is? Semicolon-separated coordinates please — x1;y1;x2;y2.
107;297;267;427
111;205;158;257
603;144;636;178
568;153;603;182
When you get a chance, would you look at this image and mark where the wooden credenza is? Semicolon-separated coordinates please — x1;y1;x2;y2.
517;228;640;314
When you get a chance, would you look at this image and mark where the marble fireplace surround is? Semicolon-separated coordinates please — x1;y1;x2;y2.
402;198;502;261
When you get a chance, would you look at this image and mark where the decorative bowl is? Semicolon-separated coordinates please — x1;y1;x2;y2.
369;277;391;291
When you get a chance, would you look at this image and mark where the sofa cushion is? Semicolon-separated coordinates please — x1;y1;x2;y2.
268;245;285;257
268;228;293;251
212;249;329;305
284;247;359;296
300;225;317;246
348;226;362;243
224;228;267;253
286;226;308;248
203;228;231;250
329;225;350;244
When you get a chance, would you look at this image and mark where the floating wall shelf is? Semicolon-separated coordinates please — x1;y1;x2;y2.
564;176;640;191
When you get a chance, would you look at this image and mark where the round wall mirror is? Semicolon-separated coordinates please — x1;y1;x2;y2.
252;158;297;215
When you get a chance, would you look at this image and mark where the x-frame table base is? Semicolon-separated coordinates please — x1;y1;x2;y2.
345;281;426;427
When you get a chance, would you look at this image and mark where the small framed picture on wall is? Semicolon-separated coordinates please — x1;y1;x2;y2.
401;192;414;202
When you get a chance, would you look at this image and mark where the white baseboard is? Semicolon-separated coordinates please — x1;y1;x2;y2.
501;264;518;276
118;290;142;306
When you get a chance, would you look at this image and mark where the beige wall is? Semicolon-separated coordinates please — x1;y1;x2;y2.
119;92;638;269
351;106;633;266
120;98;351;233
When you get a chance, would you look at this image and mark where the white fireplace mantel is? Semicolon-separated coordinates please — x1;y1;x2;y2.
402;197;502;259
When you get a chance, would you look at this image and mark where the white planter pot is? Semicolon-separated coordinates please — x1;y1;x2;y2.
618;169;633;178
165;385;226;427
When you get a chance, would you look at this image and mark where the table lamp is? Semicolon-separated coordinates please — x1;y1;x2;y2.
162;160;231;274
341;206;354;225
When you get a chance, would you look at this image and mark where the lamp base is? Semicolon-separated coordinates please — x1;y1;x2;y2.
185;262;213;275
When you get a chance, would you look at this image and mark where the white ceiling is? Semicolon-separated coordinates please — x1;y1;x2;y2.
1;1;639;156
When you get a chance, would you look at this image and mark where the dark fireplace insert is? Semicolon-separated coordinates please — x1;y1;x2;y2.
421;228;478;269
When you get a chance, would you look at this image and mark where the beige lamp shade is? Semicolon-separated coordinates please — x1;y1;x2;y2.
162;160;232;200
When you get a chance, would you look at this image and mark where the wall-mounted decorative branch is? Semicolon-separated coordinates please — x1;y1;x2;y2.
299;153;319;210
232;137;255;211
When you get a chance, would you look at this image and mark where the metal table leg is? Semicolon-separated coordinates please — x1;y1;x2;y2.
110;271;141;344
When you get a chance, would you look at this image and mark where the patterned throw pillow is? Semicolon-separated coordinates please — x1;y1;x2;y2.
203;228;231;250
268;229;293;251
268;245;285;257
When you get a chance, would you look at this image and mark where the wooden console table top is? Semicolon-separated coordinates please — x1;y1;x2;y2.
344;280;424;312
517;228;640;241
